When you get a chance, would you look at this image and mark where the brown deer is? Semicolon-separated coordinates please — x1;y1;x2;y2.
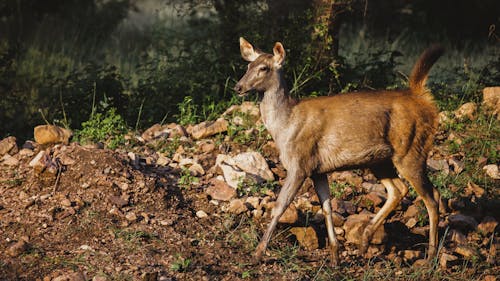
234;37;444;266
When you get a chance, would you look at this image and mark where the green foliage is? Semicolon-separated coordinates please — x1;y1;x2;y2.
75;105;128;149
177;167;199;189
170;254;191;272
237;178;278;197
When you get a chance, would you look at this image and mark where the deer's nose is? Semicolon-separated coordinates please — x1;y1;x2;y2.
234;83;242;93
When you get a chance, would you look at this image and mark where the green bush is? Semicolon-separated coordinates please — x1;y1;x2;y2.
75;105;128;149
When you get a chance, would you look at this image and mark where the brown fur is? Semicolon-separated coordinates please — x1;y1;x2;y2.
235;37;444;266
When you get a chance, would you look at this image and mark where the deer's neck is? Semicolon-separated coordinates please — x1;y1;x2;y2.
260;73;296;142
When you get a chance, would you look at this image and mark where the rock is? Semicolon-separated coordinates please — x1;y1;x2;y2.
362;192;384;208
448;157;465;174
108;195;129;208
278;204;299;224
403;250;422;262
245;196;260;210
215;154;246;189
34;125;72;145
190;118;228;140
197;140;216;153
289;227;319;250
478;216;498;235
404;204;420;219
483;164;500;179
438;111;453;125
454;102;477;120
231;151;274;182
0;136;17;156
331;212;345;227
92;276;108;281
196;210;208;218
125;212;138;222
52;271;86;281
426;158;449;174
1;154;19;166
465;182;485;198
226;199;247;215
439;253;458;268
222;101;260;117
141;124;169;142
454;245;477;259
448;214;478;231
482;87;500;117
484;275;497;281
448;229;467;245
188;163;205;176
405;218;418;229
205;179;236;201
6;240;29;257
343;213;385;245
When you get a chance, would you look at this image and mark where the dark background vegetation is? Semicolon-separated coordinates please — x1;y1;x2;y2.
0;0;499;141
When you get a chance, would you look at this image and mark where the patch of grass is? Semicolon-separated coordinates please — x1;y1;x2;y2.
177;167;199;189
170;254;191;272
329;181;352;199
237;178;279;197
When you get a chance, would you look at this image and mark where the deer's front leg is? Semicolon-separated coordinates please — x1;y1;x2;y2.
311;173;339;266
255;169;306;261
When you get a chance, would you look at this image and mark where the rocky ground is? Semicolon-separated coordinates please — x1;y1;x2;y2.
0;88;499;281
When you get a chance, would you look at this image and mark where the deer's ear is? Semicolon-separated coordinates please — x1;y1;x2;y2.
240;37;260;62
273;42;285;66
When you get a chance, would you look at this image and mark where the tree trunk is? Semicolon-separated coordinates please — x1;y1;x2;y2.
311;0;342;68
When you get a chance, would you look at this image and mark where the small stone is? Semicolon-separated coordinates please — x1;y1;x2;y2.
34;125;72;145
404;204;420;219
226;199;247;215
52;271;85;281
289;227;319;250
484;276;497;281
108;195;129;208
478;216;498;235
448;214;478;231
1;154;19;166
125;212;137;222
190;118;228;140
405;218;418;228
454;102;477;120
439;253;458;268
363;192;384;207
92;276;108;281
188;163;205;176
60;198;72;207
465;182;485;198
426;158;449;174
278;204;299;224
482;87;500;117
331;212;345;227
232;151;274;182
245;196;260;210
403;250;422;262
0;136;17;156
448;229;467;245
343;213;385;245
196;210;208;218
205;179;236;201
454;245;477;259
6;240;29;257
483;164;500;179
448;157;465;174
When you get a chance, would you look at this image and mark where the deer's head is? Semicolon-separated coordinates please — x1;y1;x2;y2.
234;37;286;96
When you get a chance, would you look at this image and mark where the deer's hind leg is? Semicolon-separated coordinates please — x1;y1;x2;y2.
360;163;409;255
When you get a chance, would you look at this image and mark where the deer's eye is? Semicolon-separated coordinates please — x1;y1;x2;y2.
259;65;270;72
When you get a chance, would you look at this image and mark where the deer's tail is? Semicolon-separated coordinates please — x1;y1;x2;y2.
409;45;444;101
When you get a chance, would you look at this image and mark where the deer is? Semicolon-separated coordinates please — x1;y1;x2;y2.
234;37;444;266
